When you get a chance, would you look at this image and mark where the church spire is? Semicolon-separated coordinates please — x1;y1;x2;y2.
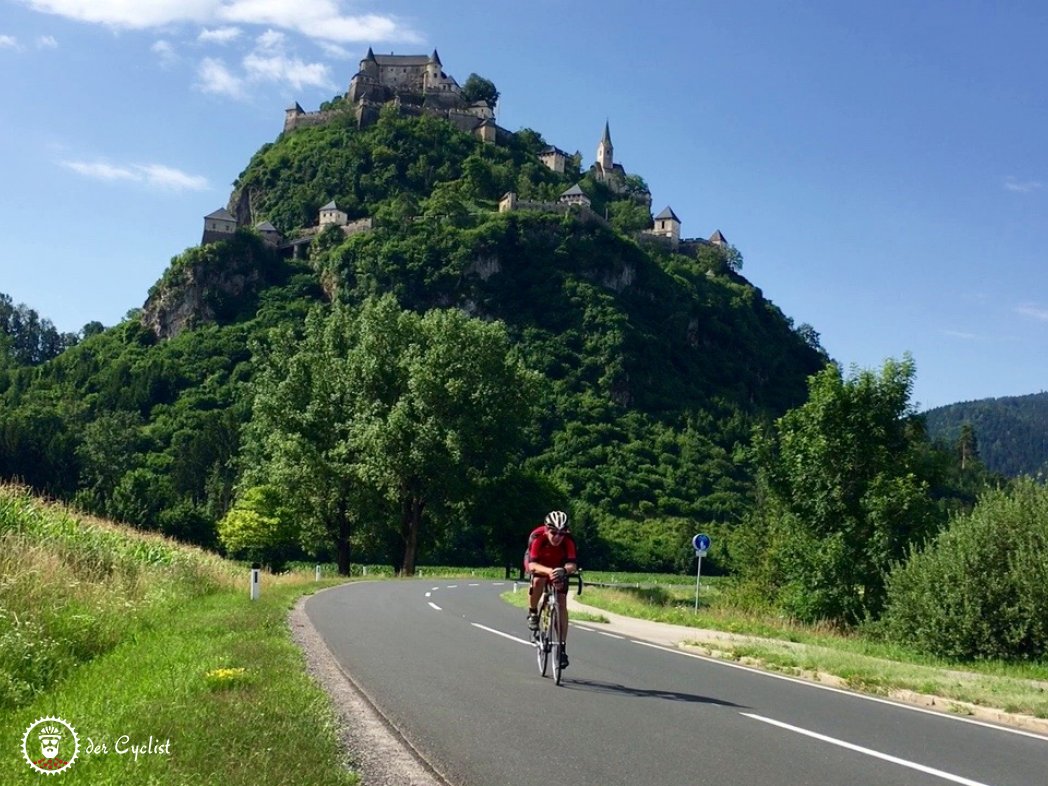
596;119;614;174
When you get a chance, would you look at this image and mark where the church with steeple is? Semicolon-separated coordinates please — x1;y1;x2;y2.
590;120;629;193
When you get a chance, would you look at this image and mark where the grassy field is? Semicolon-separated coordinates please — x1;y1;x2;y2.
0;485;357;785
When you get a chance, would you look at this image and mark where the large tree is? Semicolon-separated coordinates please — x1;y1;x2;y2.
343;296;539;574
736;356;943;624
243;296;538;574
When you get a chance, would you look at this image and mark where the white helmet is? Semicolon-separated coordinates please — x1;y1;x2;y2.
544;510;569;532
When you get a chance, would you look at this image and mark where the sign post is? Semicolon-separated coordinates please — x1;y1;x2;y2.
250;563;261;601
691;534;711;612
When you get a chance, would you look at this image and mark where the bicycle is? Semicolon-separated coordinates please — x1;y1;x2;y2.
532;571;583;686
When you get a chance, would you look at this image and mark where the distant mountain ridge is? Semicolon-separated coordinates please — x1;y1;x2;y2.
924;392;1048;477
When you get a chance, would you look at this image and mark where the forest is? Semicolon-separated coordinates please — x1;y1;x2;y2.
2;107;1044;659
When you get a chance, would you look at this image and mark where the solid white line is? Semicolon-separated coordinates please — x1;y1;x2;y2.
742;714;994;786
598;631;626;640
427;602;442;611
629;641;1048;741
471;623;532;646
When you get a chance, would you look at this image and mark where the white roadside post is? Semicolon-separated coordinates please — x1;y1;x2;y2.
691;534;711;612
250;563;261;601
315;564;321;582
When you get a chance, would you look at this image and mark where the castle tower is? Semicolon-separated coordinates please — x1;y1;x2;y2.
652;206;681;245
425;49;442;90
202;207;236;245
596;120;614;175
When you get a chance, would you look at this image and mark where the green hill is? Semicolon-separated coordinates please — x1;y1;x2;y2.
0;108;828;572
924;392;1048;477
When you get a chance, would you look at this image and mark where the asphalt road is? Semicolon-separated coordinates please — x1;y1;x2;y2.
305;580;1048;786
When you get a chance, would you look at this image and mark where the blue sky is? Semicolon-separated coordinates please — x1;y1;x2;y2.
1;0;1045;410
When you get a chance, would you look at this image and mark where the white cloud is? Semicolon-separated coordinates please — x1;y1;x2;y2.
21;1;419;43
244;51;333;90
63;160;139;181
1004;176;1042;194
62;159;209;191
136;164;209;191
152;39;177;65
318;41;350;59
0;34;20;49
196;56;245;97
255;28;285;51
198;26;241;44
1016;304;1048;322
36;35;58;48
22;0;217;28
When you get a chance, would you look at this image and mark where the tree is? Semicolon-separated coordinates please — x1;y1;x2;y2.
343;296;539;574
243;296;539;575
460;73;499;108
217;485;298;570
956;423;979;471
242;307;365;575
738;356;942;624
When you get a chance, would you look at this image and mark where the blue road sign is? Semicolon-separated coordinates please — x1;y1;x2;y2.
693;533;711;552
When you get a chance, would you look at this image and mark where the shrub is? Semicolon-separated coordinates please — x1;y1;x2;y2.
882;478;1048;660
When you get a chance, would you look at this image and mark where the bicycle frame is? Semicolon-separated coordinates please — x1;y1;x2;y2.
532;572;582;685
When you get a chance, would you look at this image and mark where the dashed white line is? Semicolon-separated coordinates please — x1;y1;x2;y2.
597;631;626;640
447;584;458;589
470;622;532;646
743;714;994;786
468;583;480;587
427;602;442;611
425;591;431;598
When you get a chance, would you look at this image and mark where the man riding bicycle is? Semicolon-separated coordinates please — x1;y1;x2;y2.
525;510;578;668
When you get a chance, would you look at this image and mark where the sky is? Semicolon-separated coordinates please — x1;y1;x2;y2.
1;0;1046;411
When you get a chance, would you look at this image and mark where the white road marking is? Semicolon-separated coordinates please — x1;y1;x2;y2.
427;602;442;611
431;587;439;592
468;583;479;587
492;582;505;586
743;714;994;786
425;592;431;597
630;640;1048;741
471;623;532;646
447;585;458;589
597;631;625;640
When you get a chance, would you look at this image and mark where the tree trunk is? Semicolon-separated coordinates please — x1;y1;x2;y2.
400;495;424;576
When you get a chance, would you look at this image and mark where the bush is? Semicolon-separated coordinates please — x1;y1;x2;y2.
882;478;1048;660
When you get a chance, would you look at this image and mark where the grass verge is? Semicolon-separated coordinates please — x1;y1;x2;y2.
500;585;609;624
577;585;1048;720
1;577;357;785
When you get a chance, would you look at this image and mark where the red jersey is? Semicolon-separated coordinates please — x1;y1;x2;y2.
525;525;578;573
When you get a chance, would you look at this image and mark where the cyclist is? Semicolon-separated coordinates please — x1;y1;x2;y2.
525;510;578;668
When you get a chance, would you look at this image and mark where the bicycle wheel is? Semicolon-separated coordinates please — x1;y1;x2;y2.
549;601;562;685
536;603;550;676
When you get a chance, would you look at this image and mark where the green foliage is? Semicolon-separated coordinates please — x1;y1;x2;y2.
217;485;298;569
243;296;539;574
0;292;78;366
737;357;945;625
924;392;1048;478
460;73;500;107
883;478;1048;660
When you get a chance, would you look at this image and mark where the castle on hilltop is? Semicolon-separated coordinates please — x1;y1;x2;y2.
203;49;729;257
284;48;506;143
